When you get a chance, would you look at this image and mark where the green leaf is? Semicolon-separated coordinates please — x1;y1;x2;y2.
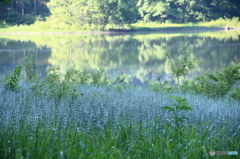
169;95;179;101
161;106;174;112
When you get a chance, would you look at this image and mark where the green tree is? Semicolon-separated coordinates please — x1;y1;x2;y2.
47;0;74;25
47;0;138;30
0;0;50;25
136;0;240;23
137;0;169;22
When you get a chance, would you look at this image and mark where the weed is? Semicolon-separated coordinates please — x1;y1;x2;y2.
43;66;83;102
165;44;199;88
21;52;38;82
64;67;90;85
230;87;240;102
111;75;132;92
90;68;108;85
161;96;193;129
148;72;173;93
161;95;194;158
4;65;22;91
182;61;240;98
44;66;63;100
112;76;125;85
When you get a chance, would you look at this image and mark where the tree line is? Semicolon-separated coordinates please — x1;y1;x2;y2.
0;0;50;24
0;0;240;27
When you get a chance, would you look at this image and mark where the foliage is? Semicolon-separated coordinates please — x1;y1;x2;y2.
1;0;240;29
0;81;239;158
165;44;199;88
37;0;240;30
1;121;238;159
111;75;132;92
2;49;112;101
112;76;126;85
21;53;38;82
137;0;240;23
230;87;240;102
2;53;108;101
0;0;50;25
1;53;111;102
43;66;65;101
64;67;90;85
32;66;110;102
46;0;138;30
200;17;240;28
161;95;196;158
4;11;35;25
1;30;240;158
131;17;240;31
4;65;22;91
147;72;172;93
37;66;93;102
161;96;193;129
90;69;108;85
181;61;240;98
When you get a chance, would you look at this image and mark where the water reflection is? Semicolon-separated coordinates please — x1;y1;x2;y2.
0;31;239;84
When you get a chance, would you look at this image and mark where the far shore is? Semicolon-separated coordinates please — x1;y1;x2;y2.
0;26;240;35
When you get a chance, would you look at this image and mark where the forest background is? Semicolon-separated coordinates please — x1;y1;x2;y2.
0;0;240;30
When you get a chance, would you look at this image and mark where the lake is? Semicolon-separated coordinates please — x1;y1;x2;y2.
0;30;240;85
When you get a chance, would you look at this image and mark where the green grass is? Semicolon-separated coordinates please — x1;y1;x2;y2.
1;119;239;159
131;17;240;31
131;22;205;31
0;25;91;33
0;21;131;33
199;17;240;28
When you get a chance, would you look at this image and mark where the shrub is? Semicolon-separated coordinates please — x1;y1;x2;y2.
147;72;172;93
4;65;22;91
181;61;240;98
21;53;38;82
161;96;193;129
165;44;199;88
62;67;93;86
230;87;240;102
90;68;108;85
5;11;35;25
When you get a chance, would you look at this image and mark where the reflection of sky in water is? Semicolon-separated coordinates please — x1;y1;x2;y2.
0;33;240;85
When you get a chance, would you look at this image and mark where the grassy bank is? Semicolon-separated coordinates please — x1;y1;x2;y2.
0;17;240;33
0;52;240;158
131;17;240;32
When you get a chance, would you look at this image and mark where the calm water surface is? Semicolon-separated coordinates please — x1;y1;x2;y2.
0;31;240;85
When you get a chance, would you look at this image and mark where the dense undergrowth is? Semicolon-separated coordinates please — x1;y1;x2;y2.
0;52;239;158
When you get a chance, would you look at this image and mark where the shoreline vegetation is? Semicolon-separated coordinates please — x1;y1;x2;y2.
0;26;239;35
0;17;240;34
0;26;240;33
0;52;240;158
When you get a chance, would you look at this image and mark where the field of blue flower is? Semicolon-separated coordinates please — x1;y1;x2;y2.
0;53;239;159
